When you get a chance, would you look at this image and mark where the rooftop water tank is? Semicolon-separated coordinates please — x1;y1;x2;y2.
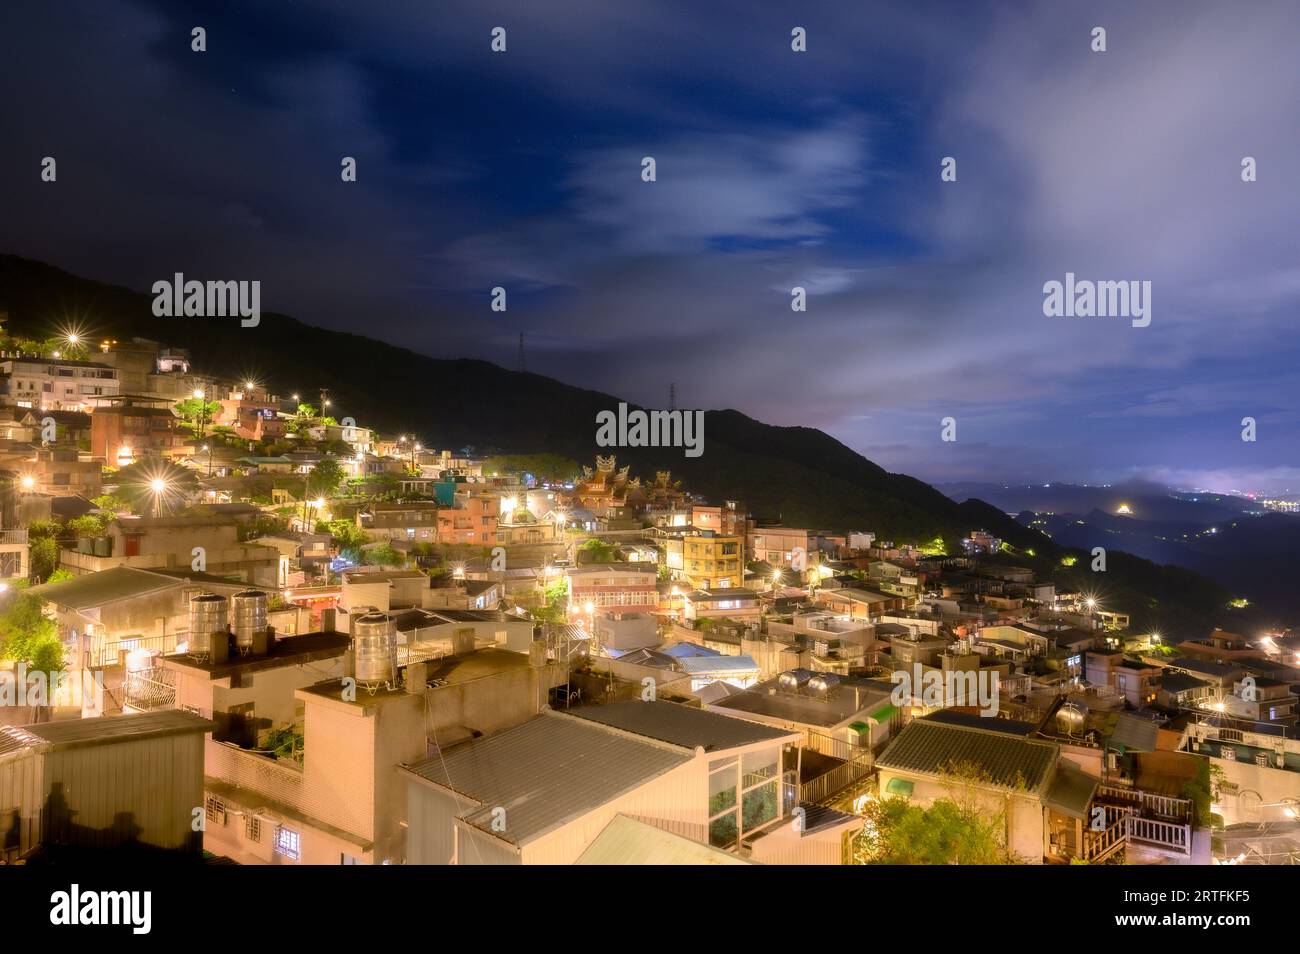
777;668;813;693
188;593;228;656
231;590;268;653
354;611;397;687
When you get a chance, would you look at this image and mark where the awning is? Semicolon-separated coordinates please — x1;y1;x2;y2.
1043;762;1100;821
885;777;914;797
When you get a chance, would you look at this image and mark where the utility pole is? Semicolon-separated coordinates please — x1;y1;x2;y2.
516;333;526;373
668;382;677;411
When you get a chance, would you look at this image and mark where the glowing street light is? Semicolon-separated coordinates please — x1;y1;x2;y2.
19;475;35;491
149;477;170;517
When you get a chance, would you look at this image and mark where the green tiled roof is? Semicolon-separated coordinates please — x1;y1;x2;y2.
877;719;1058;793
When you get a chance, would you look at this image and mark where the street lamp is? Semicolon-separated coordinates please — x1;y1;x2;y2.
149;477;169;517
19;475;34;492
201;443;213;478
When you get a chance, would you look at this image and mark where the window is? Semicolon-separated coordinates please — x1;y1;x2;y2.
274;825;301;860
246;815;262;843
205;795;226;827
708;748;781;851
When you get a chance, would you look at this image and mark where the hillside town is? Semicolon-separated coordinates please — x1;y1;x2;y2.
0;330;1297;867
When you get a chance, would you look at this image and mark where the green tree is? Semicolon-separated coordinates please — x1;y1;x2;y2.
92;492;133;514
29;537;60;583
0;591;64;679
307;458;345;497
852;765;1021;865
366;544;405;568
173;397;222;435
578;538;618;563
529;579;569;625
66;514;107;539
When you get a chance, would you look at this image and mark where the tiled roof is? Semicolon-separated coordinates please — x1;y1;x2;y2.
878;719;1058;793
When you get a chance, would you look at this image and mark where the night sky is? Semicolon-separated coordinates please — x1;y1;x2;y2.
3;1;1297;492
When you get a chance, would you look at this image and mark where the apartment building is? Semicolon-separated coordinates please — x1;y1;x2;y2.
1;356;120;412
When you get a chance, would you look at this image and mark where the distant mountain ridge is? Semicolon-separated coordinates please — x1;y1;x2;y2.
0;254;1039;545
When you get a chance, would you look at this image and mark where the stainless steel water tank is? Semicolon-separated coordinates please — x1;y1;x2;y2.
808;673;841;696
188;593;228;655
777;668;813;692
353;611;396;685
231;590;268;651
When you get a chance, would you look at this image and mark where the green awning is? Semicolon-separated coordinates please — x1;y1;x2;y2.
868;703;899;723
885;777;914;797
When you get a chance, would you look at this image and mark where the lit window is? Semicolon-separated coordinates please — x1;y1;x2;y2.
274;825;301;860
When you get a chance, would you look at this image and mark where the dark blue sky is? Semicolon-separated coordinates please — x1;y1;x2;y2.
3;1;1298;492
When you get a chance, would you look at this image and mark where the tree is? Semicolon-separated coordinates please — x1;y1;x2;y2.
365;543;405;568
173;397;222;435
0;591;64;682
529;579;569;625
852;765;1022;865
29;537;60;583
578;538;618;563
66;514;107;539
92;492;133;514
307;458;345;497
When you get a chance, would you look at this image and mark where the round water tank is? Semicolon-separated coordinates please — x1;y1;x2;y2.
231;590;268;651
188;593;228;655
809;673;841;695
777;668;813;692
354;611;396;686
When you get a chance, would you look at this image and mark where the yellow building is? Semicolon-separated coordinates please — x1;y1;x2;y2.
676;530;743;590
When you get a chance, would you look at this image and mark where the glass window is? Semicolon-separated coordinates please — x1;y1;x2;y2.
742;782;779;831
709;766;737;814
274;826;301;860
742;748;779;788
709;811;738;850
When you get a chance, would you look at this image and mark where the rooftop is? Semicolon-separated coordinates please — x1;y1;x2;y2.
402;711;693;846
712;676;895;728
163;631;351;679
568;699;795;751
1;710;214;753
576;815;752;865
878;718;1059;793
30;565;180;610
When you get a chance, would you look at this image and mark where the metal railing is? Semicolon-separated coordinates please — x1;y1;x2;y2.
1097;784;1193;822
123;667;176;712
1128;816;1192;855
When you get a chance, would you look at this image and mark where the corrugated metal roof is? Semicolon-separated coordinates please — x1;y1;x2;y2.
568;700;795;752
30;566;180;610
19;710;216;749
677;655;759;675
575;815;752;865
878;719;1057;792
404;713;692;846
0;724;41;756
